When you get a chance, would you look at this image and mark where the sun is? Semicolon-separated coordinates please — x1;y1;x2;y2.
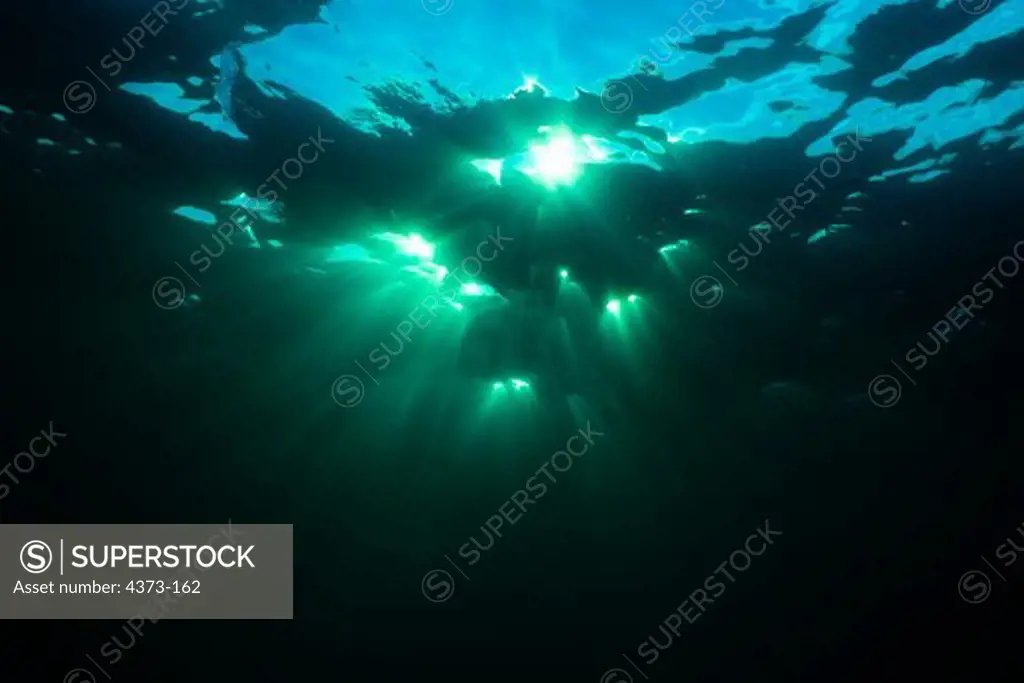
522;127;585;188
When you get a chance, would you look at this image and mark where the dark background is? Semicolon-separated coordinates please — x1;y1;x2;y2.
2;0;1022;681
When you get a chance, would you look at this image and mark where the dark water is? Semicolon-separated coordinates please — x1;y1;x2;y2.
2;0;1022;681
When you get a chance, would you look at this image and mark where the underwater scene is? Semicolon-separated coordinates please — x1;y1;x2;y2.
2;0;1022;680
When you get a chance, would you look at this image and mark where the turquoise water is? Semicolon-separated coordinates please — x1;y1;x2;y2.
112;0;1024;167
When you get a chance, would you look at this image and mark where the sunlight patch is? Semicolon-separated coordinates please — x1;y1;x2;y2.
326;244;374;263
376;232;436;260
471;158;504;185
659;239;692;257
492;377;533;392
460;282;498;297
522;127;584;187
514;126;625;187
172;206;217;225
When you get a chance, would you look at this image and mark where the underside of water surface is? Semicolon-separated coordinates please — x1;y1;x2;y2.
4;0;1023;440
